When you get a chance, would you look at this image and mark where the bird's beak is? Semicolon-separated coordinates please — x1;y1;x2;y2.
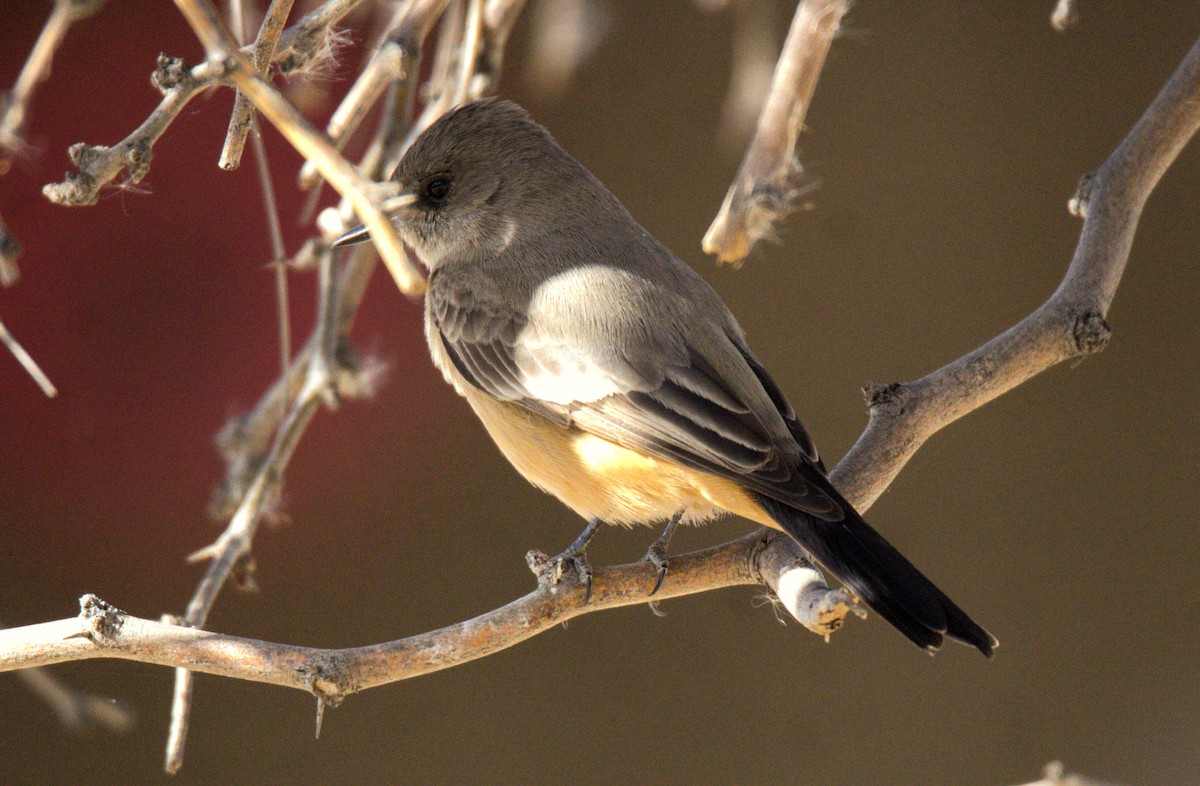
331;223;373;248
330;191;420;249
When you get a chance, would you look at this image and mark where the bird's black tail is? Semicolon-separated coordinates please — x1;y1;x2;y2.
752;490;996;657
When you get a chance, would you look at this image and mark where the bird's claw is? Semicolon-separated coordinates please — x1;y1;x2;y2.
644;543;669;598
641;512;682;601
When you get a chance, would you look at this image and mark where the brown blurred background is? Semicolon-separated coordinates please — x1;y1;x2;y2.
1;2;1198;784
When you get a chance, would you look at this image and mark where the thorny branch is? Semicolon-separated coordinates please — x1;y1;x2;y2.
40;0;360;206
4;18;1200;727
5;0;1197;775
159;0;515;769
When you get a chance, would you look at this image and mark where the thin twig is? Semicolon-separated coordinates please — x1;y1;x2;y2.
0;315;57;397
702;0;848;264
219;0;296;170
1;17;1197;773
297;0;451;191
41;0;361;205
163;241;342;770
1;0;107;152
451;0;485;106
248;121;293;417
42;56;217;206
830;32;1200;511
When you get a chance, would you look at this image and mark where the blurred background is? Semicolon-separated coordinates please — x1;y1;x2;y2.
1;2;1198;784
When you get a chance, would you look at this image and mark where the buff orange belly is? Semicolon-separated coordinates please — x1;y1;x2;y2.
461;387;776;529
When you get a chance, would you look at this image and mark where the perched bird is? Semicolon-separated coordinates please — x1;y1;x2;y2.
335;99;996;656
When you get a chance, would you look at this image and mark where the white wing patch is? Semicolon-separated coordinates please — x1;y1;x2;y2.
514;264;644;405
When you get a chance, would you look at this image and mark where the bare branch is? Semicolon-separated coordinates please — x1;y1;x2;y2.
42;55;216;206
219;0;296;171
832;32;1200;510
41;0;361;205
0;314;57;397
7;13;1190;713
1;0;107;152
0;533;847;695
164;244;348;771
703;0;848;264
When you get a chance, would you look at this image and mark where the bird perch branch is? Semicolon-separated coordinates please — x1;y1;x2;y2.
3;22;1199;709
4;3;1198;776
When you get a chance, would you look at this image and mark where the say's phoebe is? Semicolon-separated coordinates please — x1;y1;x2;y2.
335;99;996;656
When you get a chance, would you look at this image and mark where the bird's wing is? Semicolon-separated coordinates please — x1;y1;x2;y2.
429;262;841;519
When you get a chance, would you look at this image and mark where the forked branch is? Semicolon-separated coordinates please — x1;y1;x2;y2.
3;28;1199;713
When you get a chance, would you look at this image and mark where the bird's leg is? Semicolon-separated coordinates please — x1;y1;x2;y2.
542;518;601;603
643;511;683;604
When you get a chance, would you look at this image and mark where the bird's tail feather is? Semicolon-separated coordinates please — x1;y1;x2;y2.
752;492;996;657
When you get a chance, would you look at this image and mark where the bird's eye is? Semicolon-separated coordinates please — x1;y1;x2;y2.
425;176;451;203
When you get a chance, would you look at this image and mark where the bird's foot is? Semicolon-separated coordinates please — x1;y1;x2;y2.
642;512;682;615
526;519;601;603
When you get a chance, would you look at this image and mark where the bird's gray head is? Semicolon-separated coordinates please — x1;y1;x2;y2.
334;99;583;270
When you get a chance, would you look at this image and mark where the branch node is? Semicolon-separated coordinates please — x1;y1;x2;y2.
151;54;190;94
124;140;153;182
77;594;125;645
1068;171;1096;219
525;549;550;577
67;141;101;168
299;653;352;704
862;381;909;413
1071;311;1111;355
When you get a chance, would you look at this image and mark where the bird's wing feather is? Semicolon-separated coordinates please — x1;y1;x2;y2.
429;262;840;519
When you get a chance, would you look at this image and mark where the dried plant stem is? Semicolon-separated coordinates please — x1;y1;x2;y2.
1;0;107;151
297;0;450;191
703;0;848;264
42;0;364;206
1;533;841;695
42;56;217;206
0;315;57;397
5;20;1197;747
219;0;296;170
